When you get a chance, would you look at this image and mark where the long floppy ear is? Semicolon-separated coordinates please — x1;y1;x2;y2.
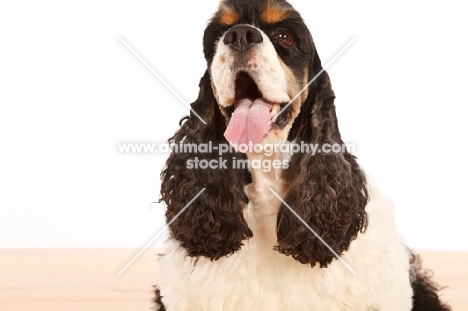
160;70;252;260
275;57;369;268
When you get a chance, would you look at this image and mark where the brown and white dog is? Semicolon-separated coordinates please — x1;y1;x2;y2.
155;0;451;310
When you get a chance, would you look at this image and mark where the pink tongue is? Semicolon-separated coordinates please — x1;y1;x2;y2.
224;98;272;152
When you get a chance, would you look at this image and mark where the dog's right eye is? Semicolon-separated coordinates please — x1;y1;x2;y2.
275;28;294;47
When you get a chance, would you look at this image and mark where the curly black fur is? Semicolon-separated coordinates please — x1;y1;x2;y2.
159;71;253;260
153;286;166;311
410;253;452;311
275;55;368;267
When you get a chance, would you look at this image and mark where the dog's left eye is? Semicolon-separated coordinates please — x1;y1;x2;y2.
275;28;294;47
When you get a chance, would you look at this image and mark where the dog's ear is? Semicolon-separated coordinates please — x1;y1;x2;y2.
160;70;252;260
275;55;369;267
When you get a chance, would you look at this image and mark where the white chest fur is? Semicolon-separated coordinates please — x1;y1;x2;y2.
157;153;413;311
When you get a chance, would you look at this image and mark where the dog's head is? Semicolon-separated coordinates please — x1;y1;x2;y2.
206;0;318;147
160;0;368;267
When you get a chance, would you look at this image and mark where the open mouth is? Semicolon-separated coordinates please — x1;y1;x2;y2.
232;71;291;126
234;71;263;103
224;71;290;151
231;71;281;121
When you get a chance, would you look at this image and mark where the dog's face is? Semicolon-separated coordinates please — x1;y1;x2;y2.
204;0;317;147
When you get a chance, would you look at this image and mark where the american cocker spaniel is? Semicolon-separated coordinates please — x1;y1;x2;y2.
154;0;451;310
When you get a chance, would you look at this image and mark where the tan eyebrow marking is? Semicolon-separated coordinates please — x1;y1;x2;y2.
261;6;290;24
218;5;240;26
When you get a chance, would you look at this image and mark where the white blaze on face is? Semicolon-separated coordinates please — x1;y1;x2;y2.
210;25;291;108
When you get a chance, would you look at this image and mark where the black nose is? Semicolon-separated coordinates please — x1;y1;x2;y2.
223;25;263;53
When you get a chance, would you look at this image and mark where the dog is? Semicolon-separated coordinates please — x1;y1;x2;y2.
154;0;451;310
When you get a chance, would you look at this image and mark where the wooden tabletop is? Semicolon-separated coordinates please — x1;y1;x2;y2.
0;249;466;310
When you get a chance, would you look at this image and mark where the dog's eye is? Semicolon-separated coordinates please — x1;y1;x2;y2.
275;29;294;47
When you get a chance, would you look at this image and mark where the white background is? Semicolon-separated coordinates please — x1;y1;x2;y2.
1;0;467;251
